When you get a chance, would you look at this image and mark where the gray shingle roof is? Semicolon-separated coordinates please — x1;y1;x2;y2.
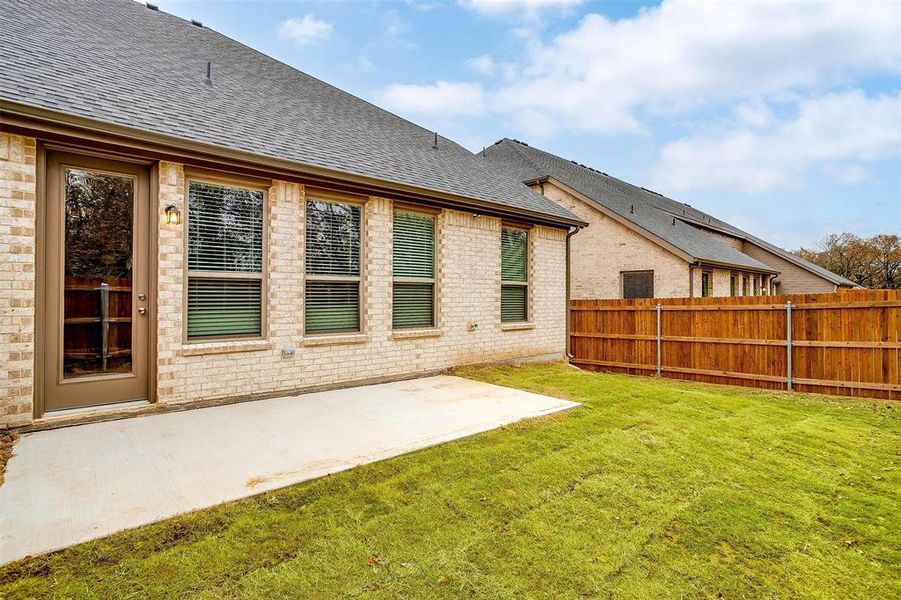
0;0;581;225
484;139;856;285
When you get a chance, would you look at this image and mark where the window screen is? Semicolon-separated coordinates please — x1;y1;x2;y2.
501;227;528;322
187;181;264;339
622;271;654;299
393;210;435;328
305;199;362;334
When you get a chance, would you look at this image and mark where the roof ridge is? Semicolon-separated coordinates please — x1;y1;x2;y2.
500;138;547;181
488;139;796;272
509;140;664;199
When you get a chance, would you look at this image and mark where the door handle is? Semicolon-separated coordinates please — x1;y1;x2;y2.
138;307;147;315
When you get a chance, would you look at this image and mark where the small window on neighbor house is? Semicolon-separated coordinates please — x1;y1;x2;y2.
622;270;654;299
393;209;436;329
730;273;739;296
187;180;264;339
701;270;713;297
305;199;362;334
501;226;529;322
742;274;751;296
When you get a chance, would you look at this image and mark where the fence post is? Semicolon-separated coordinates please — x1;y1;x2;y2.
656;303;662;377
785;300;793;392
100;282;110;372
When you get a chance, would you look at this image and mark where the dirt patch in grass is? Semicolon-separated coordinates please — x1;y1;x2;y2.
0;430;19;486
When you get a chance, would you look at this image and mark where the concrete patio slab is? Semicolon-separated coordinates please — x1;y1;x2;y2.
0;375;578;565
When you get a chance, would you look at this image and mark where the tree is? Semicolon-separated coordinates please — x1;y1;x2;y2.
796;233;901;289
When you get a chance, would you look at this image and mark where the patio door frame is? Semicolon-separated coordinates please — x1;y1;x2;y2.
34;143;159;418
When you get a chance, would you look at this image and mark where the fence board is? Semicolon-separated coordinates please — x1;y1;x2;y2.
570;289;900;400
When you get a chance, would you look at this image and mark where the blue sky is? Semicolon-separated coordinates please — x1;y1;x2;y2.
151;0;900;249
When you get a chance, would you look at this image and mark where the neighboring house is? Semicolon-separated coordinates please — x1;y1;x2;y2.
0;1;585;428
483;139;856;300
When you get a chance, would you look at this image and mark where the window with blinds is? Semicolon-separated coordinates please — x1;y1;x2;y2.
501;227;528;322
186;180;264;339
305;199;362;334
393;209;435;329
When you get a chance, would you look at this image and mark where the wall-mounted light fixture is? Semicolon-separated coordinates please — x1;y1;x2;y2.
165;205;181;225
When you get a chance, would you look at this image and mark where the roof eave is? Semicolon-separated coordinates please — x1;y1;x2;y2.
696;258;779;275
1;99;587;229
662;209;851;285
522;175;550;187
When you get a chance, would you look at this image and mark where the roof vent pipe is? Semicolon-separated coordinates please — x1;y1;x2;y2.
203;61;212;85
672;218;676;226
433;132;438;149
630;204;634;214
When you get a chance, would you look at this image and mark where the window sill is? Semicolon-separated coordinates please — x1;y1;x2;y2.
391;328;442;341
501;322;535;332
180;339;272;356
302;333;369;347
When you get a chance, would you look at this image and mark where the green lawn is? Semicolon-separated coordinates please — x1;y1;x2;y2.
1;364;898;599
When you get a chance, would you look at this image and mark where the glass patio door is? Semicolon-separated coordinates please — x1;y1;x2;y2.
43;151;150;413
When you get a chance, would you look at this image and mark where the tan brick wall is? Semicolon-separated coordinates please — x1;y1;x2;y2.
155;162;187;402
155;170;566;405
534;182;690;299
710;268;732;296
0;154;566;427
0;134;37;427
703;228;744;251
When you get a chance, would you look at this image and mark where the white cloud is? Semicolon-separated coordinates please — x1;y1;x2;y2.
651;90;901;193
277;15;333;45
732;100;776;129
821;164;878;187
499;62;519;82
506;108;557;139
375;81;487;117
466;54;496;76
383;9;408;37
459;0;583;18
491;1;899;135
376;0;900;156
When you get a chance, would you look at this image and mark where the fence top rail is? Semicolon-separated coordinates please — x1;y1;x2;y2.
570;299;900;312
571;289;899;309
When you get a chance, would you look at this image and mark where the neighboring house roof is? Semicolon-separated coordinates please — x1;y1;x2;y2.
484;139;855;285
0;0;582;227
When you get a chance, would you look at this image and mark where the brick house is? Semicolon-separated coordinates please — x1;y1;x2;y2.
483;139;856;299
0;1;585;428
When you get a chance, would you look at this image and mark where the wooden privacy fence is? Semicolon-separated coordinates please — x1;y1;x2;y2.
570;289;900;400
